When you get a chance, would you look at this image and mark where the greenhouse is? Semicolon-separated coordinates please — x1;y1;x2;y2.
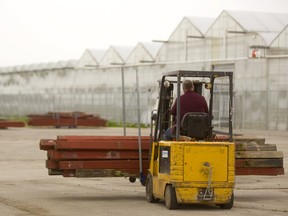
0;10;288;131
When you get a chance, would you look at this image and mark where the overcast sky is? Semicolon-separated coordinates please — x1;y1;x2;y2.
1;0;288;67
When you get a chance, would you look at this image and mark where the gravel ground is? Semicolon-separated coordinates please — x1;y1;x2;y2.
0;127;287;216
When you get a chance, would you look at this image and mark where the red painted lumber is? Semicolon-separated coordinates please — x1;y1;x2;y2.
61;168;148;178
47;112;91;118
236;167;284;175
28;118;58;126
39;139;56;150
58;160;150;170
75;169;148;178
55;139;150;150
57;135;150;140
39;134;284;177
48;150;149;160
46;160;59;169
0;120;25;128
76;119;107;127
29;118;73;126
28;112;107;127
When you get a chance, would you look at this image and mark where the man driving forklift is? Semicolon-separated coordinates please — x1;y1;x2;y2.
164;79;208;140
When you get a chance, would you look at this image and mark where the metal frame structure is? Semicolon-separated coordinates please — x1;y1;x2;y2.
154;70;233;142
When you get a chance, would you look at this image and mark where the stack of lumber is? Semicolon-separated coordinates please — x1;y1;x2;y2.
28;112;107;128
39;135;284;178
0;119;25;129
40;136;150;178
233;137;284;175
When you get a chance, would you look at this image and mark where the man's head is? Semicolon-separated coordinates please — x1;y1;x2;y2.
182;80;194;92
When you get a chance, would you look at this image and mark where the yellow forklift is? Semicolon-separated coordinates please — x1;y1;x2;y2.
145;70;235;209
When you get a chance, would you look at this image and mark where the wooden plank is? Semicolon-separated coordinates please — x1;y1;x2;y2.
28;112;107;127
75;169;148;178
58;160;150;170
235;143;277;151
236;158;283;168
28;118;58;126
63;170;76;177
234;138;266;145
48;150;149;160
76;119;107;127
39;139;56;150
48;169;63;175
236;167;284;175
55;139;150;150
0;120;25;128
46;160;59;169
236;151;283;159
57;135;150;140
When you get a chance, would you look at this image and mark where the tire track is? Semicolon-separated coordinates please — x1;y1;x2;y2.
0;196;51;216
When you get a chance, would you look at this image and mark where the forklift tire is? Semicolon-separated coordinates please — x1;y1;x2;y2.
145;173;159;203
219;192;234;209
165;185;179;210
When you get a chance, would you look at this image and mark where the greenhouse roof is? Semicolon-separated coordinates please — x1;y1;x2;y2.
141;42;162;58
186;17;215;34
66;60;77;68
226;10;288;45
112;46;134;61
89;49;107;62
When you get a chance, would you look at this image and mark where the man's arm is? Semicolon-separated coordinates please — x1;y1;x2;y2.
203;97;209;114
171;99;177;116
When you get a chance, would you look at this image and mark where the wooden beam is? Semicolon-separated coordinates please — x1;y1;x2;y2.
46;160;59;169
0;120;25;128
234;137;266;145
39;139;56;150
236;151;283;159
48;150;149;160
57;135;150;141
236;158;283;168
48;169;63;175
58;160;150;170
236;143;277;151
236;167;284;175
55;139;150;150
75;169;148;178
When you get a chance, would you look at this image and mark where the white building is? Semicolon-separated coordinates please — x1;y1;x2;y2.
0;10;287;131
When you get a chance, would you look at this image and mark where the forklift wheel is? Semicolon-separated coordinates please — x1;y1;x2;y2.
219;192;234;209
165;185;179;210
145;174;159;203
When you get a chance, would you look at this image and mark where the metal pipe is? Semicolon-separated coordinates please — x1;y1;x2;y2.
121;67;126;136
176;72;181;141
265;55;288;58
136;69;143;183
229;74;233;142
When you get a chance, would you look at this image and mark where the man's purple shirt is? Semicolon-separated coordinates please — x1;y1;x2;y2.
171;90;208;122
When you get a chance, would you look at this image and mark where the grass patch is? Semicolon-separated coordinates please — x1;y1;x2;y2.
0;115;29;123
107;121;148;128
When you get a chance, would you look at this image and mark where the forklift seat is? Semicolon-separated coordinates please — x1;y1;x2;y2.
180;112;210;140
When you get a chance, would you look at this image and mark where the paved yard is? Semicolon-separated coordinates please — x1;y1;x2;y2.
0;127;287;216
